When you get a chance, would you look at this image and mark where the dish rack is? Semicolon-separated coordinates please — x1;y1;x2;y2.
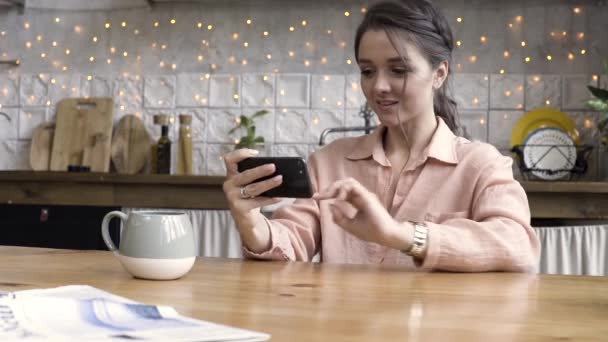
510;144;594;181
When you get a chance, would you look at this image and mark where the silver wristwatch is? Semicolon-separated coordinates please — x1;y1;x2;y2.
403;221;428;259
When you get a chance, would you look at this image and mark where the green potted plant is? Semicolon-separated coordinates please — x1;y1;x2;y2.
586;60;608;146
228;109;269;150
586;60;608;180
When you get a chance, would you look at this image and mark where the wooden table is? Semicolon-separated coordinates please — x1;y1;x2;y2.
1;246;607;341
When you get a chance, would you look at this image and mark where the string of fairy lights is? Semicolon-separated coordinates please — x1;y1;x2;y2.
0;3;603;124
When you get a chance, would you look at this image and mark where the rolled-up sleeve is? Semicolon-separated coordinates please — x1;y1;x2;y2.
242;155;322;262
416;155;540;272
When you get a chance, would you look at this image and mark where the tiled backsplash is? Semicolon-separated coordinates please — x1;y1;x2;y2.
0;0;607;178
1;71;606;178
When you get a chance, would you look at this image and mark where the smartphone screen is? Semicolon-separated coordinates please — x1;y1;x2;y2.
237;157;313;198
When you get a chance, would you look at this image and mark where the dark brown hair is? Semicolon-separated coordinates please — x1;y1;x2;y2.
354;0;462;135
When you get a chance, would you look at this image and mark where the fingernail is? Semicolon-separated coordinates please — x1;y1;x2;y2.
251;149;259;155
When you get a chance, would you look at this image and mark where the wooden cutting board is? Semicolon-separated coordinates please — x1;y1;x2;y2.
111;114;152;174
29;122;55;171
49;98;114;172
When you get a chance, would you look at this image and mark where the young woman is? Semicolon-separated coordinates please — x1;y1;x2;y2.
221;0;540;272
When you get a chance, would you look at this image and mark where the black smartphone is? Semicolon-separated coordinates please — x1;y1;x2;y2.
237;157;313;198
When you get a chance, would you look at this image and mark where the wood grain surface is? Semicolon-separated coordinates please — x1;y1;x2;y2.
1;246;606;341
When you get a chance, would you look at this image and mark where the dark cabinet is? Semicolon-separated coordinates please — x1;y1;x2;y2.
0;204;121;250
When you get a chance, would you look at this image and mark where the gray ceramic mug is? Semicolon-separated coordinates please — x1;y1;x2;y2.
101;211;196;280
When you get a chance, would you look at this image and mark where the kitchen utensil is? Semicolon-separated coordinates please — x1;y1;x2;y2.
111;114;152;174
510;108;580;148
29;122;55;171
50;98;114;172
522;127;577;180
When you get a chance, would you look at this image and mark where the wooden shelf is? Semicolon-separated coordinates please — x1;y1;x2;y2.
0;171;227;210
0;171;607;219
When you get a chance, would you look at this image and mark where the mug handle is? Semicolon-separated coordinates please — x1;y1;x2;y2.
101;211;128;253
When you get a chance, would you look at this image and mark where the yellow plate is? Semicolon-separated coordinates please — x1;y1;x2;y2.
510;108;580;147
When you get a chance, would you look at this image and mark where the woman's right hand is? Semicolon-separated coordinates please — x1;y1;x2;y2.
222;149;283;252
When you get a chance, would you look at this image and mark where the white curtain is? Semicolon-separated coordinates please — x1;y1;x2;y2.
534;225;608;276
122;209;608;275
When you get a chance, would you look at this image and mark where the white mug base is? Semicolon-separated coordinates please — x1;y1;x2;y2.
116;254;196;280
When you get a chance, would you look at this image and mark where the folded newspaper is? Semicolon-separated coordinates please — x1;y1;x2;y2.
0;285;270;341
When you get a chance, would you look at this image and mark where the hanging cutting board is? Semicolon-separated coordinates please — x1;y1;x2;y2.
111;114;152;174
29;122;55;171
49;98;114;172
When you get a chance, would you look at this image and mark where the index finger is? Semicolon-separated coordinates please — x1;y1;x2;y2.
223;148;259;176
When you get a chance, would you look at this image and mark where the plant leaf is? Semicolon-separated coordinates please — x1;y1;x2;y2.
252;110;269;119
588;85;608;101
240;115;251;128
228;126;239;135
254;136;265;143
604;58;608;73
586;99;608;112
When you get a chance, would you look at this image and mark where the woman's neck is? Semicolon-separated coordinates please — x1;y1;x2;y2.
383;114;438;162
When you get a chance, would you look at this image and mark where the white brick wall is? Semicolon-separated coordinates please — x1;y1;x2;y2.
0;0;606;177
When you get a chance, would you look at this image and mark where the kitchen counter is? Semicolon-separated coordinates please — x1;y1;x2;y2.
0;171;607;219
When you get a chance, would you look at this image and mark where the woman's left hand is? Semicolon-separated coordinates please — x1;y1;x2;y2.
313;178;411;250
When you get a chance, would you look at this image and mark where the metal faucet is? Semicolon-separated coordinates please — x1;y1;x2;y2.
318;102;377;146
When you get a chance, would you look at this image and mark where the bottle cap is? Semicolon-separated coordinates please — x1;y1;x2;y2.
154;114;168;125
179;114;192;124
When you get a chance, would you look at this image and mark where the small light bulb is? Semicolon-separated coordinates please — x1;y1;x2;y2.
55;17;61;23
246;19;252;25
110;47;116;54
89;56;95;62
65;49;70;55
232;33;239;40
263;31;269;36
205;73;210;79
472;98;479;105
266;54;272;60
592;75;599;81
525;56;531;63
499;69;505;74
289;26;295;32
197;22;203;28
134;29;139;35
50;78;56;84
263;75;269;81
154;21;159;27
515;15;522;23
503;51;510;58
573;7;581;14
105;23;110;29
344;11;350;17
40;53;46;58
25;41;31;48
93;36;98;42
159;61;165;68
87;75;92;81
457;17;462;23
197;55;203;61
121;21;126;27
456;40;462;46
304;60;310;67
324;76;330;81
36;35;42;41
242;59;248;65
346;59;352;65
521;41;526;47
123;51;128;57
233;94;239;100
172;64;177;70
107;59;111;64
568;53;574;60
24;22;30;29
207;24;213;30
480;36;486;43
301;20;307;26
546;100;551;105
578;32;585;39
581;49;586;55
321;57;328;64
469;55;477;63
505;90;512;97
533;76;540;82
170;19;176;24
562;31;567;36
288;51;295;57
243;41;249;47
547;55;552;61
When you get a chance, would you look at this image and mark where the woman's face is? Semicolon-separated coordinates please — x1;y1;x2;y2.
358;30;441;127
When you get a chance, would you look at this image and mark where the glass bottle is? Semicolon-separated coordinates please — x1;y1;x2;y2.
156;114;171;174
177;114;193;175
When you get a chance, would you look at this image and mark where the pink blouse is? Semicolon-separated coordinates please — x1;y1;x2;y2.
244;118;540;272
